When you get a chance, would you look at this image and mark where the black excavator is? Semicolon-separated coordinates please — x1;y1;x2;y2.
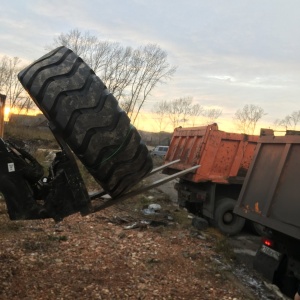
0;48;197;223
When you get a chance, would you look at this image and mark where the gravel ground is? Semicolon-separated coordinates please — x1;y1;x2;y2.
0;179;288;300
0;152;289;300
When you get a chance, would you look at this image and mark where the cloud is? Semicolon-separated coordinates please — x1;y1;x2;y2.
1;0;300;129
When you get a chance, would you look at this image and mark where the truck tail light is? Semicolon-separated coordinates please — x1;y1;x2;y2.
262;237;274;248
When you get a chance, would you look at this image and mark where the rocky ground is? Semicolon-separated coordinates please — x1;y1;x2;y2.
0;155;290;300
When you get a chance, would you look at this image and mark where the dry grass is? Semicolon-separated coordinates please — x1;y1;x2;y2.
4;124;56;143
205;227;236;261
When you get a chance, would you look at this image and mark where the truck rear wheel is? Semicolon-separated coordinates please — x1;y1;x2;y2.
18;46;153;198
249;221;266;236
214;198;245;236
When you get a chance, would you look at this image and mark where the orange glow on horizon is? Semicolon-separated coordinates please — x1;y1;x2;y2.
3;105;274;136
4;107;40;121
133;111;274;135
133;111;238;134
4;107;10;122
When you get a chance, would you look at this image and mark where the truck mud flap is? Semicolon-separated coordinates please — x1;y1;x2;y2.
253;245;282;282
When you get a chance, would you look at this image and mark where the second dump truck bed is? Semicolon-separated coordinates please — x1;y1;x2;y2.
234;133;300;240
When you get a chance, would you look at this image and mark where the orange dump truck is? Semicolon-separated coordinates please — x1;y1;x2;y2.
163;123;259;235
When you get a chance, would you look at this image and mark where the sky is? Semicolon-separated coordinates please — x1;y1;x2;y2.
1;0;300;133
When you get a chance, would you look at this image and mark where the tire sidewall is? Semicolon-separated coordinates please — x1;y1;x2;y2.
250;222;266;236
215;198;245;236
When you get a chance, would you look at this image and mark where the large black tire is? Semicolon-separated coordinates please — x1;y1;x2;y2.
18;46;153;198
249;221;266;236
214;198;245;236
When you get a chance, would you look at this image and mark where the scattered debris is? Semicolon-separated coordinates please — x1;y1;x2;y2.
142;203;162;215
123;220;150;230
192;216;209;231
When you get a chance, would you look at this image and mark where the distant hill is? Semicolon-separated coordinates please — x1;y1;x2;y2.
138;130;172;146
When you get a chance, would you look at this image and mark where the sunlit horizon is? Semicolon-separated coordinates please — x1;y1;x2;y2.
5;105;281;137
5;107;40;122
133;111;278;136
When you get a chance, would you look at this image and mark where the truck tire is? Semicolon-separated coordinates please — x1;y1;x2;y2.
214;198;245;236
18;46;153;198
249;221;266;236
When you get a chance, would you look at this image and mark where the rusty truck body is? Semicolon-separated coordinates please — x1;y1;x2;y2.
234;131;300;298
163;123;259;235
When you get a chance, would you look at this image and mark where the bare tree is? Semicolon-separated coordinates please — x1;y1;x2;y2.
190;103;204;126
0;56;34;116
15;96;35;114
129;45;176;124
277;116;291;130
167;100;179;129
275;110;300;130
0;57;9;93
203;108;222;124
234;104;265;134
152;100;170;143
180;97;193;125
289;110;300;129
49;29;107;73
167;97;193;129
49;29;176;123
273;118;283;130
102;44;133;100
153;100;169;131
5;57;24;108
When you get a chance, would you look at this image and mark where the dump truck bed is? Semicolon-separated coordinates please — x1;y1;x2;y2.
164;123;258;184
234;134;300;240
